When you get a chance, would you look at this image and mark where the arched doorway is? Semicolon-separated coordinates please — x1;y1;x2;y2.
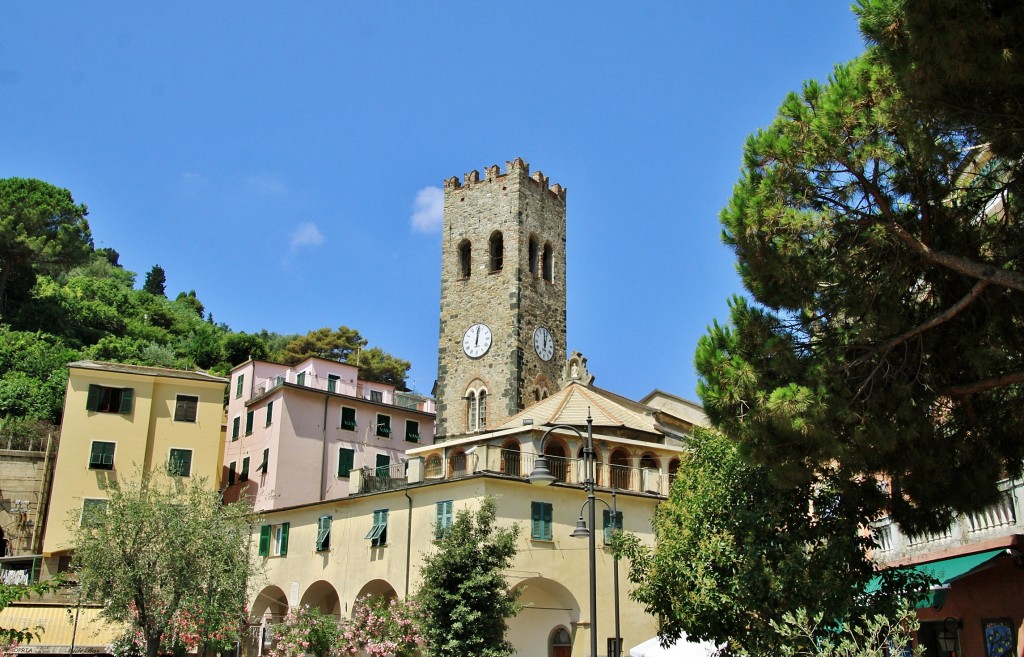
508;577;581;657
250;585;289;656
352;578;398;614
449;448;467;478
551;626;573;657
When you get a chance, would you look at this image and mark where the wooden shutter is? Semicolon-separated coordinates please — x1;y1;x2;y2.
338;448;354;477
245;411;254;434
279;522;289;555
266;402;273;426
531;502;543;539
542;503;552;540
258;525;271;556
86;385;100;411
118;388;134;414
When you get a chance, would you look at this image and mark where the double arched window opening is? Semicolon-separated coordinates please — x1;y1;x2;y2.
466;387;488;432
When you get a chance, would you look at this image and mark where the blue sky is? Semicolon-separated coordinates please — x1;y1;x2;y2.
2;3;865;401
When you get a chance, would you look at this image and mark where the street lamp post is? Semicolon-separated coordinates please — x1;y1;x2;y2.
572;492;621;657
528;413;600;657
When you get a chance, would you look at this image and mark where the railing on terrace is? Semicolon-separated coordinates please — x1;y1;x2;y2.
354;446;671;496
249;375;407;407
871;478;1023;561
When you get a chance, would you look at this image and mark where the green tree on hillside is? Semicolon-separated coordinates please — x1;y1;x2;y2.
222;332;269;366
697;54;1024;533
70;471;260;657
142;264;167;297
357;346;411;388
0;178;92;316
280;326;367;365
416;496;520;657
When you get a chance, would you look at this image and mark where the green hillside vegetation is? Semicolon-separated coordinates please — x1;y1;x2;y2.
0;178;412;445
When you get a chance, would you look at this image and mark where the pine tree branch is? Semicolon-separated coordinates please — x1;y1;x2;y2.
940;368;1024;396
848;280;989;369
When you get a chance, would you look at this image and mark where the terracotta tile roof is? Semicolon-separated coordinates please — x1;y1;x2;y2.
496;381;662;435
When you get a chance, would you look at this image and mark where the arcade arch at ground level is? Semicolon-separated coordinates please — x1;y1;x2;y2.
508;577;581;657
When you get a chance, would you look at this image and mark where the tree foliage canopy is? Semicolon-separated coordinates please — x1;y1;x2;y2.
416;496;520;657
697;53;1024;531
857;0;1024;160
619;430;929;657
142;265;167;297
70;471;262;657
281;327;411;388
0;178;92;315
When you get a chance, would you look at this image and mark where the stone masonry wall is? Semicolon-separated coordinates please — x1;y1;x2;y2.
436;158;567;437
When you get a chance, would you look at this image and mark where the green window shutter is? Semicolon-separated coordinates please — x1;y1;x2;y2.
296;372;305;386
316;516;332;551
241;457;250;481
236;375;244;398
406;421;419;442
379;510;388;546
375;454;390;475
338;448;355;477
119;388;134;414
86;385;100;411
228;462;236;485
543;502;553;540
279;522;289;556
232;417;240;440
258;525;271;556
245;411;254;435
436;501;453;539
266;401;274;426
531;502;542;540
259;448;269;473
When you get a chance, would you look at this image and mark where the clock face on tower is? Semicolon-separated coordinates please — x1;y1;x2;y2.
462;323;492;359
533;326;554;361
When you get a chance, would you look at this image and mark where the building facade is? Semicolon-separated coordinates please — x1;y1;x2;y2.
223;357;435;511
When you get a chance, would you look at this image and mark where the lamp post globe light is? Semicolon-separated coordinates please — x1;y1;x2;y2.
528;412;621;657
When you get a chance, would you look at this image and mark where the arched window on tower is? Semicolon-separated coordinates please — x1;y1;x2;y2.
458;240;472;279
466;387;488;432
542;242;553;282
528;236;539;276
466;391;477;431
489;232;504;272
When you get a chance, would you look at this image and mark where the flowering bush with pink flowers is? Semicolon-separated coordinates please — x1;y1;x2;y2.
266;597;424;657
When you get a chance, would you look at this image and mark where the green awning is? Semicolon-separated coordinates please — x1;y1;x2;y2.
868;548;1007;608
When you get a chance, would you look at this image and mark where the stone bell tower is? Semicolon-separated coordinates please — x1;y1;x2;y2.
434;158;567;438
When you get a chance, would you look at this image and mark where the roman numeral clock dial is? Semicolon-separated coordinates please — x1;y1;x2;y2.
462;323;492;359
533;326;554;361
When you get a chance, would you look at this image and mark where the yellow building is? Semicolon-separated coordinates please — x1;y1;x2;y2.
0;361;229;654
247;374;706;657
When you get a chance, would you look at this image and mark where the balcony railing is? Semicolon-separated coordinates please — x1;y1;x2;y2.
352;446;672;496
871;478;1024;562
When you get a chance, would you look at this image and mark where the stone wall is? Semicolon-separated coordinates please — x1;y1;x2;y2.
436;158;567;437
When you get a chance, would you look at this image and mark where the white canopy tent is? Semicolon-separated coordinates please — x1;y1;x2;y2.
629;634;720;657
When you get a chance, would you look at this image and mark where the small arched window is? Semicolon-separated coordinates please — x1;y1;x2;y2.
458;240;472;279
425;454;443;479
668;458;680;486
528;236;539;275
489;232;504;271
467;391;477;431
542;242;553;282
501;440;521;476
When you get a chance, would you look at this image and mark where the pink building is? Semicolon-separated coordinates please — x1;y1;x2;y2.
222;357;435;510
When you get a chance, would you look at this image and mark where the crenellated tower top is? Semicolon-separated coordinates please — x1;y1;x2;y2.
443;157;567;201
